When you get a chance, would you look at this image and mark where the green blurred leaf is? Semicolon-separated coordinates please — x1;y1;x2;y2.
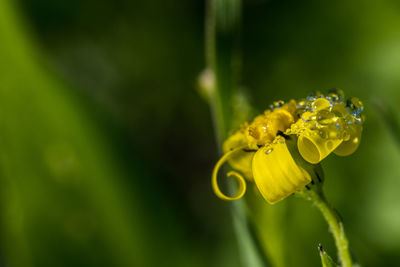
319;244;338;267
0;1;208;267
374;99;400;149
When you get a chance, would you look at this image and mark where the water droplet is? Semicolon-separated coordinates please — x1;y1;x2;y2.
319;129;328;139
328;130;340;139
274;100;285;108
331;103;346;117
301;112;314;122
307;91;324;101
353;114;365;124
342;130;351;141
316;109;335;125
312;91;324;98
335;121;343;130
275;136;285;144
346;97;364;115
265;148;273;155
327;88;345;102
312;98;331;112
353;115;362;123
297;98;306;108
328;94;339;102
343;114;355;125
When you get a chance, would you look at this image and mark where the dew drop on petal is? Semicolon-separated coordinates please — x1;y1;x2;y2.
328;130;340;139
265;148;273;155
335;121;343;131
269;104;274;111
307;90;324;101
342;130;351;141
346;97;364;115
311;98;331;112
297;98;306;108
316;109;335;125
319;129;328;139
274;100;285;108
327;88;345;102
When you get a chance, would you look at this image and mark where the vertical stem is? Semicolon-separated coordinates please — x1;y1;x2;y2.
205;1;267;267
309;190;353;267
206;0;241;143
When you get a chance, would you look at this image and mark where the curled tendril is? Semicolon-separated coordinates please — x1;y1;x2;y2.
212;146;248;201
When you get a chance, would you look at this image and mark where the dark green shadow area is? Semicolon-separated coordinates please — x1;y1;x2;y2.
0;1;214;266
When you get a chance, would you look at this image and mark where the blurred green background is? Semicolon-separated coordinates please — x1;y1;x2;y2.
1;0;400;266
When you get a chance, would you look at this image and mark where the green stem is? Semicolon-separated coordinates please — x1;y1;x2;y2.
205;1;268;266
206;0;241;144
307;190;353;267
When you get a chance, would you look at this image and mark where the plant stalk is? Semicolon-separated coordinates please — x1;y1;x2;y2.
305;190;353;267
206;0;241;144
205;0;268;266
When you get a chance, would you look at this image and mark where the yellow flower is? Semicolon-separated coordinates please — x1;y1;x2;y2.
212;90;364;204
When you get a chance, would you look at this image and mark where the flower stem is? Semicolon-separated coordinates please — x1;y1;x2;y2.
206;0;241;144
205;1;269;266
303;189;353;267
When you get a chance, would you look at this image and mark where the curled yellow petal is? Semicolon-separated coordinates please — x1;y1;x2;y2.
223;130;254;180
334;125;362;156
298;132;343;164
212;146;248;201
252;140;311;204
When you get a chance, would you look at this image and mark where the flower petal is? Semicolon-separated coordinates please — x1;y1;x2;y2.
297;133;343;164
212;146;248;201
223;131;254;180
252;140;311;204
334;125;362;156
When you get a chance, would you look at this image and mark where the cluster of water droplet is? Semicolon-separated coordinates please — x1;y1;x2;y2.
269;100;285;111
295;89;364;140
